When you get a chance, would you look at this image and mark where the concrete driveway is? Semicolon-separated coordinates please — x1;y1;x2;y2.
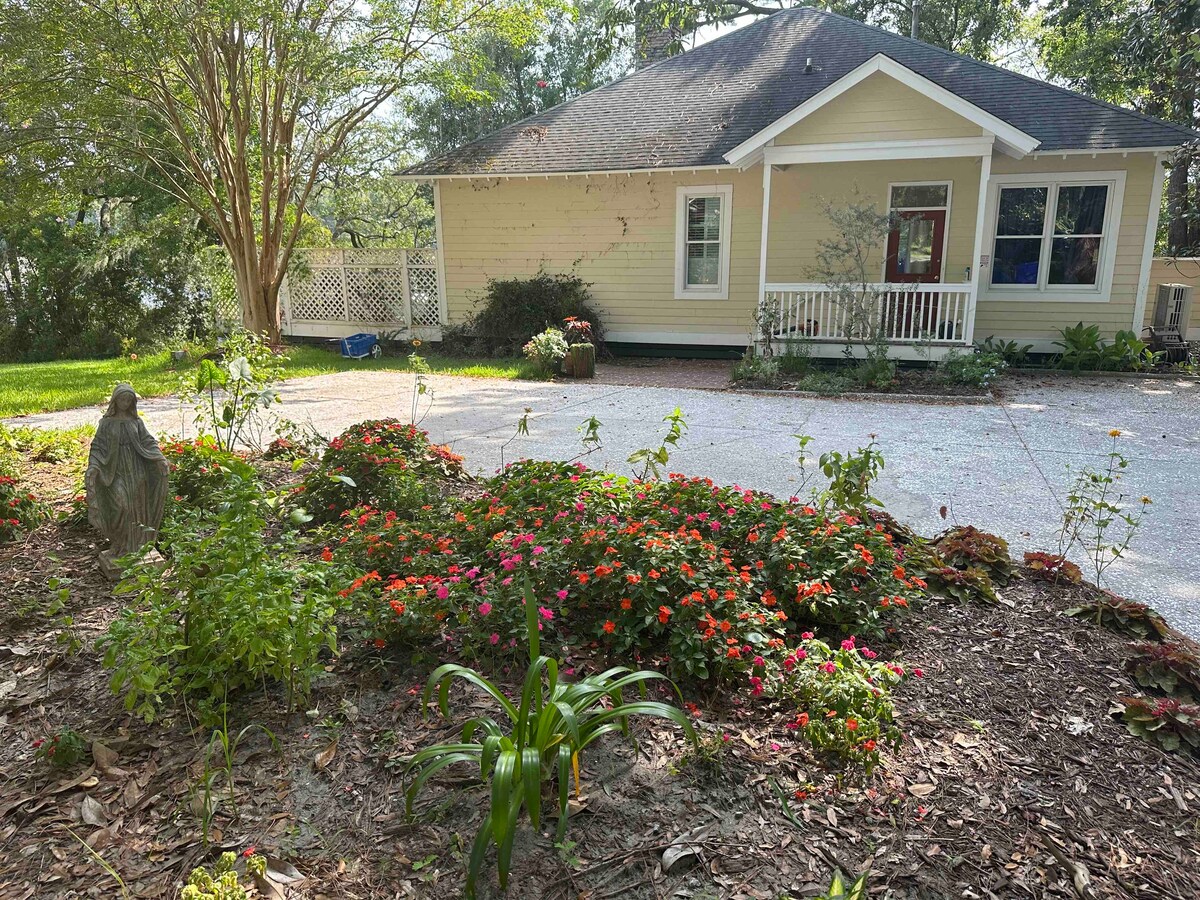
13;371;1200;636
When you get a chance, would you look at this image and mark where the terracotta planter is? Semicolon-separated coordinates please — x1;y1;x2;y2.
568;343;596;379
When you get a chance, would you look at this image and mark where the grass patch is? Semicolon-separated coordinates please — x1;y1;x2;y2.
0;345;544;418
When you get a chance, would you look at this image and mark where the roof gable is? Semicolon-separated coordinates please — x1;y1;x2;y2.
724;54;1039;165
405;7;1198;177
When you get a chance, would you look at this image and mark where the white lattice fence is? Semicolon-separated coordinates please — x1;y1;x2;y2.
281;248;444;339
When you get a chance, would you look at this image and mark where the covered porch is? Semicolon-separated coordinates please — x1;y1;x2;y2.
750;139;995;358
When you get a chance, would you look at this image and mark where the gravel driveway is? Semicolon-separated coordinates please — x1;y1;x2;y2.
13;372;1200;636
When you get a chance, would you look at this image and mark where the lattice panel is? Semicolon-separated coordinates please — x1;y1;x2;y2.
407;249;437;268
299;248;345;267
344;248;403;267
346;268;406;323
408;266;441;326
289;268;347;321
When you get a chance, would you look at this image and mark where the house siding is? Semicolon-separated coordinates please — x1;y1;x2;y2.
438;170;764;345
774;72;984;145
972;153;1159;343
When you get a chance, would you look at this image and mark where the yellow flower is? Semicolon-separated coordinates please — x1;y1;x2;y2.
1108;429;1121;438
1141;496;1152;505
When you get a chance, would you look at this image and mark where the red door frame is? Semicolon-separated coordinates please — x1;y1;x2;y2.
885;209;946;283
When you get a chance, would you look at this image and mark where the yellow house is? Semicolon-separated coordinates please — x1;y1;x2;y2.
396;7;1199;357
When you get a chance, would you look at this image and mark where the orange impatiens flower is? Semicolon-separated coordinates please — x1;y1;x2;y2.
602;620;616;634
620;598;633;610
657;605;672;624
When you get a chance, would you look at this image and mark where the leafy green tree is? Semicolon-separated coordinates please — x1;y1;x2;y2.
407;0;629;160
608;0;1031;61
4;0;548;343
1039;0;1200;254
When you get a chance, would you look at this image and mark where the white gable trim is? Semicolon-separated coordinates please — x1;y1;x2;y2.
723;54;1040;166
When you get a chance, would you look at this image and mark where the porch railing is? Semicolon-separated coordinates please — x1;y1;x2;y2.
763;283;973;346
280;247;444;340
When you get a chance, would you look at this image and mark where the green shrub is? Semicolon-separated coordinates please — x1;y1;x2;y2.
470;273;605;356
298;419;465;524
939;350;1007;388
777;635;909;772
976;337;1031;367
161;435;257;510
32;727;89;769
98;476;340;723
522;327;568;375
731;352;781;386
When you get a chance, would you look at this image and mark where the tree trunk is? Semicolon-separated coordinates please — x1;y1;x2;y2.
228;249;281;345
1166;154;1193;256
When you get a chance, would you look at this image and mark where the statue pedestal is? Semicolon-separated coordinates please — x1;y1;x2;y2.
99;545;164;581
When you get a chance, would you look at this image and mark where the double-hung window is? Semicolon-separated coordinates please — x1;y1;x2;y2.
987;172;1124;298
675;185;733;300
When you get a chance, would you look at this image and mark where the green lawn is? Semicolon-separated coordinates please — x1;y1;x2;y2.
0;345;543;418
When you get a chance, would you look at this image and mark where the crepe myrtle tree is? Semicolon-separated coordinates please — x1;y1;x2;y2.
9;0;548;342
808;191;899;354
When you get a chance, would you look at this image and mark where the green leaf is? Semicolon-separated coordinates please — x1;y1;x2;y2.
522;746;542;830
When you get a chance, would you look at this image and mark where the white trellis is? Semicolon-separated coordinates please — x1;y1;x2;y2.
280;248;445;340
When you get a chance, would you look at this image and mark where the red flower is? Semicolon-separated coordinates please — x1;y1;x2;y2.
602;620;616;634
536;79;549;88
243;846;256;857
657;605;672;624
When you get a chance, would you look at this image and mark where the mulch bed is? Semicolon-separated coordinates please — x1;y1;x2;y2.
1;463;1198;899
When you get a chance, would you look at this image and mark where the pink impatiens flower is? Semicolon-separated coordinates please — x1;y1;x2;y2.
538;606;554;621
478;602;492;616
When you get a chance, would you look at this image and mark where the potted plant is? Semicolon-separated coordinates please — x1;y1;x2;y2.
563;318;596;379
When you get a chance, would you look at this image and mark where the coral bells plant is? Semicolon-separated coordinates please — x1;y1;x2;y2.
0;474;50;544
1126;641;1200;700
933;526;1014;584
1066;591;1171;640
298;419;466;523
1118;696;1200;756
1023;551;1082;584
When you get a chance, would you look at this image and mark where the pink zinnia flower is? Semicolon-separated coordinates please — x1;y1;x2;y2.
489;633;500;645
478;602;492;616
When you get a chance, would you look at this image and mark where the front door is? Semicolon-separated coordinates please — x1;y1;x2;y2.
886;210;945;283
886;209;946;338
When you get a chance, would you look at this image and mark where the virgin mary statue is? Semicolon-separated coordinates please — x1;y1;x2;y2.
86;384;169;577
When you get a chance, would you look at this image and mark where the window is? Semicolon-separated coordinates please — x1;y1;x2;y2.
987;174;1123;296
675;185;732;299
890;183;949;210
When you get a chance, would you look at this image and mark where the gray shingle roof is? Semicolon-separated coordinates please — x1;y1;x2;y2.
406;6;1198;176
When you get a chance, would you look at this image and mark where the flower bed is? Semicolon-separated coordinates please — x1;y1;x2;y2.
332;459;925;767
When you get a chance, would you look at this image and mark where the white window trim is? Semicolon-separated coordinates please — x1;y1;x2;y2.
881;181;954;282
675;184;733;301
980;170;1126;303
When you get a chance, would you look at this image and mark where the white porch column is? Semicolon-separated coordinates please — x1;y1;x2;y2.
1132;153;1168;331
757;161;773;347
964;150;992;345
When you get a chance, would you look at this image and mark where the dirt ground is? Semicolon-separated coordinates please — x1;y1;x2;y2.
2;459;1199;900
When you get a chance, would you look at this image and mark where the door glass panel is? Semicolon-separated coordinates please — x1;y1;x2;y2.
686;241;720;286
996;187;1047;235
890;184;948;208
897;217;935;275
1049;236;1100;285
992;238;1043;284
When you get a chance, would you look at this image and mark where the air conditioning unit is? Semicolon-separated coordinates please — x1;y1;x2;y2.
1152;283;1193;334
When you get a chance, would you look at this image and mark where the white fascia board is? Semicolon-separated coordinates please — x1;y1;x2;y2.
763;136;995;165
723;53;1040;166
394;164;736;181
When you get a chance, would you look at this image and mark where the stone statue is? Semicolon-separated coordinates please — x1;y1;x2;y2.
86;384;169;579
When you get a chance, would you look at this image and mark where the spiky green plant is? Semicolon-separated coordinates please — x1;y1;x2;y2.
405;580;696;897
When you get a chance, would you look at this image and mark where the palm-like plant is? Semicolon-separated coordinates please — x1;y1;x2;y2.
405;581;696;897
